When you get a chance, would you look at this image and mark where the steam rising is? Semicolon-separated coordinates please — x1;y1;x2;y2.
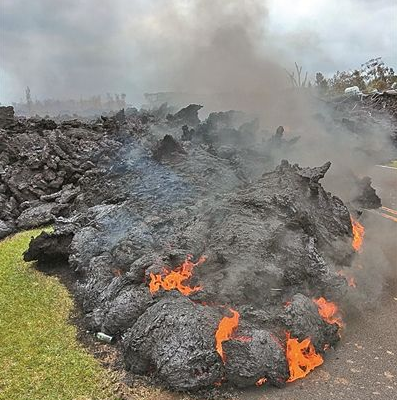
2;0;395;104
1;0;396;306
2;0;289;103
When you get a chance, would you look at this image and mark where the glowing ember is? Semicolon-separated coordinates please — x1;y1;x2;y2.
286;332;324;382
149;255;206;295
347;277;356;288
313;297;343;328
234;335;252;342
351;216;365;252
215;308;239;362
337;270;357;288
256;377;267;386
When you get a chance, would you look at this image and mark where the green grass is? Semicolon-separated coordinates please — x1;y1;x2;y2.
0;229;116;400
388;160;397;168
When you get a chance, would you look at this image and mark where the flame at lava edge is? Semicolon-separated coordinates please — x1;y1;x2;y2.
149;257;335;385
215;312;326;385
286;332;324;382
256;377;267;386
313;297;344;328
149;255;206;295
215;308;239;362
351;216;365;252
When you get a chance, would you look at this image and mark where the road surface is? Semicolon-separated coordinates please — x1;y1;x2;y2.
237;165;397;400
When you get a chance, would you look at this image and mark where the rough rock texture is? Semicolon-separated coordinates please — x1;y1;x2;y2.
0;106;146;234
281;294;339;349
166;104;203;127
26;159;351;390
123;295;224;391
0;219;12;239
17;101;392;391
223;329;289;388
0;106;15;129
24;229;73;263
351;176;382;209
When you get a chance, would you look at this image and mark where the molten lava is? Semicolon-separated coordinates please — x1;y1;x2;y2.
286;332;324;382
256;377;267;386
149;255;206;295
215;308;240;362
351;216;364;252
313;297;343;328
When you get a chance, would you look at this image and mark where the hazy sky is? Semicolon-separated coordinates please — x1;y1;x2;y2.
0;0;395;104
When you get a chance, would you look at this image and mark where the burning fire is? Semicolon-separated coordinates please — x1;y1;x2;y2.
313;297;343;328
286;332;324;382
149;255;206;295
256;377;267;386
351;216;364;252
148;255;340;386
215;308;240;362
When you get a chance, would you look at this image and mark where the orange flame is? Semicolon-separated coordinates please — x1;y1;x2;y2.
286;332;324;382
351;216;364;252
313;297;343;328
215;308;239;362
149;255;206;295
256;377;267;386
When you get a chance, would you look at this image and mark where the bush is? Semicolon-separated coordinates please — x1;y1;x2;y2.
317;57;396;95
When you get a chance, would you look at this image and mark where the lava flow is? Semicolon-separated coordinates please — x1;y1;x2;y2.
313;297;343;328
149;255;206;295
286;332;324;382
215;308;240;362
351;216;365;252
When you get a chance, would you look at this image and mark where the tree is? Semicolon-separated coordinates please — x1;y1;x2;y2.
328;69;366;94
285;62;309;88
361;57;396;91
315;72;328;92
327;58;396;94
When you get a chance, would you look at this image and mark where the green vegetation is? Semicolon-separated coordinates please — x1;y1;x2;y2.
389;160;397;168
318;57;397;94
0;229;116;400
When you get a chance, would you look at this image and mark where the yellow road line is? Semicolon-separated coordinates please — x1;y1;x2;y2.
381;206;397;216
380;213;397;223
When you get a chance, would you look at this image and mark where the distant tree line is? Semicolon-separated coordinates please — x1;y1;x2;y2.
14;90;127;116
285;58;396;94
314;57;396;94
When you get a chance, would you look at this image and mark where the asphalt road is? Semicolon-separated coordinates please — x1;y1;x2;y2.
234;165;397;400
238;294;397;400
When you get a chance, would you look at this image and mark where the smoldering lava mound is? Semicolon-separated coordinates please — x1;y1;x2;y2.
16;104;363;391
26;162;352;390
